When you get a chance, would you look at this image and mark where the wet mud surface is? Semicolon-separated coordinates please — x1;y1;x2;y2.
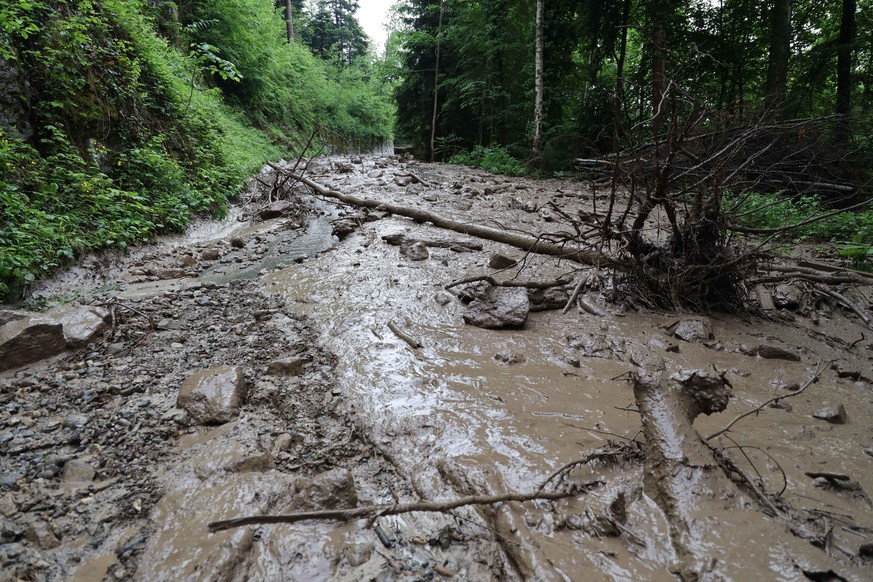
2;155;873;580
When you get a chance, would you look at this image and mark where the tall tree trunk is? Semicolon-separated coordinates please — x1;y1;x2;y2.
430;0;444;163
836;0;856;118
532;0;545;162
613;0;632;152
285;0;295;42
651;24;667;135
765;0;791;117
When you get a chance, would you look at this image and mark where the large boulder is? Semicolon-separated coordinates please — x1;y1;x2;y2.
462;285;529;329
0;315;66;372
177;366;247;425
48;304;110;348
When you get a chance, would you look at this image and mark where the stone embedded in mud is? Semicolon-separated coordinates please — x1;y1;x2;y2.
266;357;307;376
230;236;246;248
0;309;25;327
740;344;801;361
773;283;803;309
295;468;358;511
433;291;452;306
495;351;525;365
401;242;429;261
62;459;96;485
488;253;517;270
332;217;361;240
812;403;848;424
201;248;221;261
25;521;60;550
48;304;110;348
259;200;294;220
672;318;712;342
670;369;733;417
462;285;529;329
272;433;294;453
177;365;247;425
0;314;66;372
528;286;570;312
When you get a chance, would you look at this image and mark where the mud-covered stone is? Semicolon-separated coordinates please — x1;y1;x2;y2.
295;468;358;511
259;200;294;220
741;344;801;361
401;242;429;261
671;369;733;417
773;283;803;309
673;319;712;342
62;460;96;485
48;304;110;348
25;522;60;550
813;403;848;424
463;286;529;329
266;357;307;376
332;218;361;240
177;365;247;425
528;286;570;312
488;253;517;269
0;315;66;372
201;248;221;261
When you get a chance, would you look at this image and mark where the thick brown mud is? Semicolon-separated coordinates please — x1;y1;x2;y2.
2;156;872;580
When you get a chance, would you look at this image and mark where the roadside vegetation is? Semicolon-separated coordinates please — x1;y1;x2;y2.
0;0;392;300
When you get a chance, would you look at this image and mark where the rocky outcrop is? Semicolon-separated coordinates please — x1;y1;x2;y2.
177;365;247;425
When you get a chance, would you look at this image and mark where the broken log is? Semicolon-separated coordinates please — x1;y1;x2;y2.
282;169;613;269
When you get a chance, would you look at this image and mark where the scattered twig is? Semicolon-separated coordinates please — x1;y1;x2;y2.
445;274;573;290
388;320;422;350
207;489;582;533
706;360;827;441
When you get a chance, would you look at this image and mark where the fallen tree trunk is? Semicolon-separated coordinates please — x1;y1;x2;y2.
272;164;613;268
633;370;846;581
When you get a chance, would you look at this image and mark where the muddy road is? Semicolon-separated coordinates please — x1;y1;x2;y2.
1;155;872;581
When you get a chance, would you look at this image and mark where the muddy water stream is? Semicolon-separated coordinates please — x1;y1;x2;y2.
256;160;872;579
7;156;872;580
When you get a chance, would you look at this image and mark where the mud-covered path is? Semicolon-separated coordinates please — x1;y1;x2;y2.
2;155;872;581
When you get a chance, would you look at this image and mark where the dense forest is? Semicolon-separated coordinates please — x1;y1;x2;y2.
2;0;872;301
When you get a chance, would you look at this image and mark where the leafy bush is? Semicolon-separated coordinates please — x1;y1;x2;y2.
448;146;527;176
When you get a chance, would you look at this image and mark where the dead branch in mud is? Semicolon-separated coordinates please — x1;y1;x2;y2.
387;320;422;350
277;168;614;268
207;489;585;533
444;274;574;290
706;361;826;441
813;287;873;331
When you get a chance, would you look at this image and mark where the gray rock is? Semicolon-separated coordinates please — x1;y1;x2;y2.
178;255;198;268
63;413;89;429
259;200;294;220
266;357;307;376
106;342;125;355
48;304;110;348
401;242;429;261
201;248;221;261
177;365;247;425
331;218;360;240
673;319;712;342
812;403;848;424
433;291;452;306
773;283;803;309
463;286;529;329
345;540;374;567
230;237;246;249
0;315;66;372
273;433;294;453
0;493;17;517
488;253;517;269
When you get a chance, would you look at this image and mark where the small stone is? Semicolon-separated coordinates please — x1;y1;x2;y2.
273;433;294;452
25;522;60;550
177;365;247;425
259;200;294;220
201;249;221;261
0;493;17;517
494;352;524;365
295;468;358;511
266;357;307;376
63;413;89;429
812;403;848;424
179;256;198;267
345;540;374;567
741;344;801;361
107;342;125;355
62;460;96;484
488;253;517;270
401;242;429;261
230;237;246;248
